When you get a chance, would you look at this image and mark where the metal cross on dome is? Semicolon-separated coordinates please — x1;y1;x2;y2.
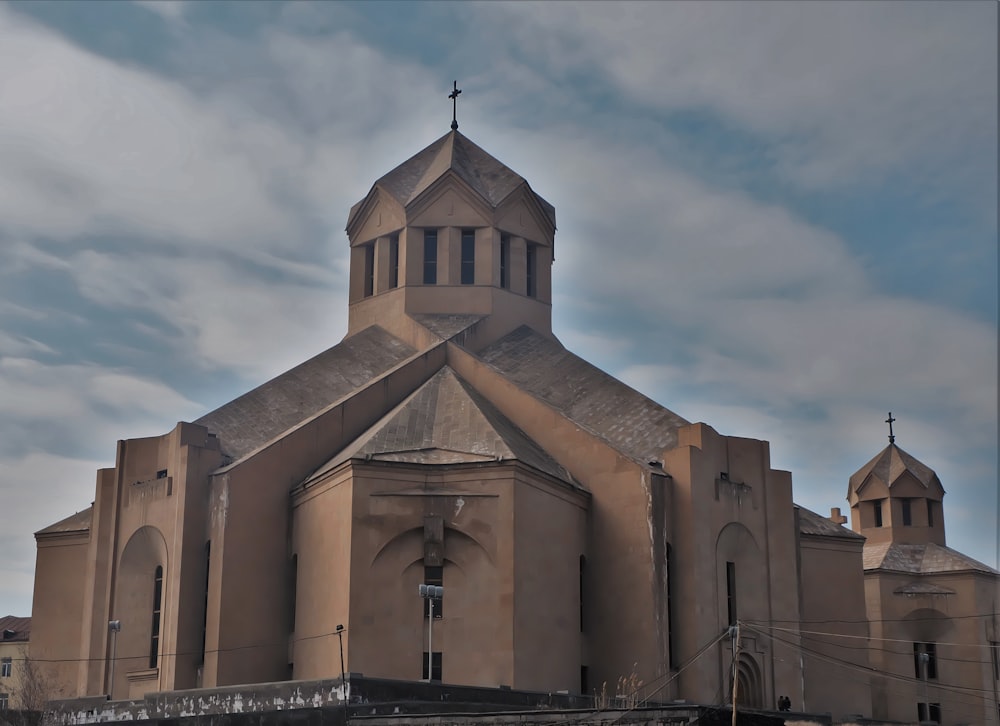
449;80;462;130
885;412;896;444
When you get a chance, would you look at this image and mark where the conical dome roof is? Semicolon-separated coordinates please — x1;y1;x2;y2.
848;442;942;496
347;130;555;229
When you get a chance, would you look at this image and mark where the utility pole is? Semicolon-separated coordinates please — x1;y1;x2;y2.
107;620;121;699
418;584;443;681
730;622;741;726
335;624;348;725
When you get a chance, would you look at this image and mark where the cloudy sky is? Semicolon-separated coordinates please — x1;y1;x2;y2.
0;1;996;616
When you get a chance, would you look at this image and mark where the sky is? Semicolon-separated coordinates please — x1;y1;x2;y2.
0;1;996;617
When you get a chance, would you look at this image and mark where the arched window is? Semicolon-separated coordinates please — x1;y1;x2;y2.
150;565;163;668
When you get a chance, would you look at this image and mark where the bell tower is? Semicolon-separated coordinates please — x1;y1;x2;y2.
846;415;946;546
343;129;557;349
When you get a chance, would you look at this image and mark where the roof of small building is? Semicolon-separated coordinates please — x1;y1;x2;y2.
478;326;689;466
195;326;417;461
795;505;865;539
864;541;997;575
348;130;555;229
35;506;92;536
0;616;30;642
305;366;574;485
849;442;942;495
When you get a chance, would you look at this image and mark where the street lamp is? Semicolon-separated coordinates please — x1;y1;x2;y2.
335;624;348;725
107;620;121;699
418;584;443;681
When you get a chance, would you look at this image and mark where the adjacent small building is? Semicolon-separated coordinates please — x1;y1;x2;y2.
0;616;31;711
28;125;999;724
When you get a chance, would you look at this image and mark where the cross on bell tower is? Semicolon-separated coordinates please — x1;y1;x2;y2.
449;80;462;131
885;412;896;444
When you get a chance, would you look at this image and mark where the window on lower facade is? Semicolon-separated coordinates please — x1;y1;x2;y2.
926;499;935;527
992;641;1000;681
363;243;375;297
424;565;443;618
422;651;442;682
500;235;510;289
150;565;163;668
913;642;937;680
389;235;399;289
901;498;913;526
461;230;475;284
726;561;737;626
873;499;884;527
917;702;941;723
423;230;438;284
0;693;8;710
526;244;537;297
0;658;10;678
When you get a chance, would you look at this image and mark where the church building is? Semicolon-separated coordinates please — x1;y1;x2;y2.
30;116;999;724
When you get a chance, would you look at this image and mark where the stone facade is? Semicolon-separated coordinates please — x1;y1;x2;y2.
29;129;999;724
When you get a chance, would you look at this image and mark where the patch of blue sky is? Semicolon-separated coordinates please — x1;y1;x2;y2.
9;0;175;68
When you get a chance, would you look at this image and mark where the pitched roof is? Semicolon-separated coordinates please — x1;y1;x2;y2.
0;616;30;642
195;326;416;461
411;313;485;341
478;326;689;466
35;506;92;536
849;443;942;495
864;542;997;575
796;505;865;540
306;367;573;485
348;131;555;229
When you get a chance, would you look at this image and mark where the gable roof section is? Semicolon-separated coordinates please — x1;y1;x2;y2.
348;131;555;230
195;326;416;461
306;366;573;484
36;506;92;537
796;505;865;540
849;443;942;496
864;542;997;575
477;326;689;466
0;616;30;642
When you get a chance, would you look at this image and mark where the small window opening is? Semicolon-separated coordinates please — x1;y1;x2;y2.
926;500;935;527
913;642;937;680
363;244;375;297
873;499;884;527
526;244;537;297
500;235;510;289
917;703;941;723
389;235;399;289
422;651;442;682
461;230;475;284
0;659;10;678
156;469;167;479
423;230;438;284
901;498;912;526
424;565;443;618
579;555;586;632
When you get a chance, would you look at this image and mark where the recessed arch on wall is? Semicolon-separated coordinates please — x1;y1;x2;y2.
370;523;495;570
110;526;169;697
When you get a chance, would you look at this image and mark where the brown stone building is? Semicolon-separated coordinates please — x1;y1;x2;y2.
30;128;999;724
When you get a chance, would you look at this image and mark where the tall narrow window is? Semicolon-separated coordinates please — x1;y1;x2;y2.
461;230;475;284
423;230;438;284
726;561;737;626
901;498;913;526
363;244;375;297
666;544;677;669
421;652;442;681
580;666;589;696
926;500;935;527
389;235;399;289
991;641;1000;681
0;659;10;678
579;555;586;633
200;542;211;663
150;565;163;668
526;244;537;297
424;565;443;618
873;499;884;527
913;642;937;679
289;553;298;633
0;694;8;710
500;235;510;289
